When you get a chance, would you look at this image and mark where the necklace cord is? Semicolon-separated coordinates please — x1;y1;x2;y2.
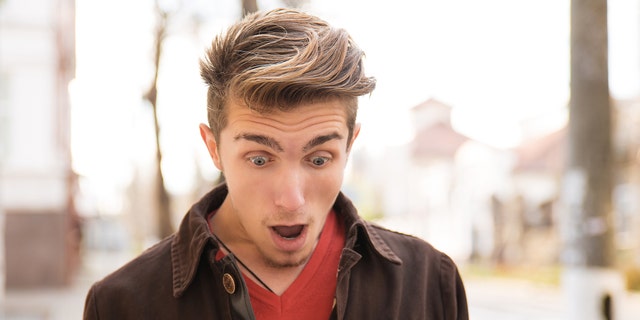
216;237;275;293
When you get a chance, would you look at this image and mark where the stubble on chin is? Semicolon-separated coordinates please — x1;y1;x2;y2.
262;250;311;269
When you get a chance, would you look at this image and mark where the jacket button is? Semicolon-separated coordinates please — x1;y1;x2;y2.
222;273;236;294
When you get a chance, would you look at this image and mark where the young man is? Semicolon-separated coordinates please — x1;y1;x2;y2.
84;8;468;320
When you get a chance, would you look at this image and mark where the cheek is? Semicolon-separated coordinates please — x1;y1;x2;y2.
307;168;344;199
224;164;274;204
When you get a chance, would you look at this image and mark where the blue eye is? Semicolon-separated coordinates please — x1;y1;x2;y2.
249;156;269;167
310;156;330;167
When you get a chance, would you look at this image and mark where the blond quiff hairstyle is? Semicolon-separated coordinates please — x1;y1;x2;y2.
200;8;376;144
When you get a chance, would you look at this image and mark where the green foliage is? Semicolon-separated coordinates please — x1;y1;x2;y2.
462;263;562;287
624;266;640;292
463;263;640;292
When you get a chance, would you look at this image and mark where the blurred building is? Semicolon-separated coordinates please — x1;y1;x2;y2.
611;98;640;262
0;0;79;288
513;98;640;266
363;96;640;269
408;99;517;263
356;98;498;261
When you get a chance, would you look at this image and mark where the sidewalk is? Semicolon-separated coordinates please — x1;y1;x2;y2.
466;277;640;320
467;277;564;319
1;250;133;320
2;278;91;320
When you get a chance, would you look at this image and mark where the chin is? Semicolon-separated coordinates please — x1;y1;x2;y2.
265;252;310;269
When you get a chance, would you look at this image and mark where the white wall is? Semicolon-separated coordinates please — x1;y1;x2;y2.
0;0;70;211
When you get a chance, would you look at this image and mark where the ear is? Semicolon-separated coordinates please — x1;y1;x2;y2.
347;123;361;152
199;123;223;171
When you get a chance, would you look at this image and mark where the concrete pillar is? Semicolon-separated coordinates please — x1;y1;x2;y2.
0;207;4;302
563;267;625;320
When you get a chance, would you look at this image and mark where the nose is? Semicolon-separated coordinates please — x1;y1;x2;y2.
274;168;306;212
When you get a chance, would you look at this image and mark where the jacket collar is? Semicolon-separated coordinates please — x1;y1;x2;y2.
170;183;401;297
170;185;225;297
332;192;402;265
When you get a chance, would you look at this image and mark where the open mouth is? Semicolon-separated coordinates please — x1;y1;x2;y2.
272;225;305;239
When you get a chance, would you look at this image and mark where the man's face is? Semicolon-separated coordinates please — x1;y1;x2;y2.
200;98;358;268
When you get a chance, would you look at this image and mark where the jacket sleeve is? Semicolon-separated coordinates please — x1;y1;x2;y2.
440;254;469;320
83;284;100;320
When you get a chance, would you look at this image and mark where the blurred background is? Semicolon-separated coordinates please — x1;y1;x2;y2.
1;0;639;319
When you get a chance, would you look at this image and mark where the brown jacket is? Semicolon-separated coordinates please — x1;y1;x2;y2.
84;184;468;319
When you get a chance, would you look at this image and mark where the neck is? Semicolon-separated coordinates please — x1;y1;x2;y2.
209;200;309;295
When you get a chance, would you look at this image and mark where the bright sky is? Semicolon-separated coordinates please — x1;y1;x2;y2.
314;0;574;149
71;0;639;214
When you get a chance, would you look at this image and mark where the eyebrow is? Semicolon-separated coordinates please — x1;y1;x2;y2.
234;133;284;152
233;132;343;152
303;132;343;152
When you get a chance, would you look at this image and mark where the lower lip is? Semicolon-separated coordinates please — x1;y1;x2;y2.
269;226;308;252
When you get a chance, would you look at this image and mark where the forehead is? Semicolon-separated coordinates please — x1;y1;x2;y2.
224;99;350;134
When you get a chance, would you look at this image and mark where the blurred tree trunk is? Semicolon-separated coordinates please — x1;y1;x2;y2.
242;0;258;16
144;5;174;239
282;0;308;9
567;0;613;271
564;1;623;319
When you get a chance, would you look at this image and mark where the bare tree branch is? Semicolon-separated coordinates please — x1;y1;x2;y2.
144;1;174;239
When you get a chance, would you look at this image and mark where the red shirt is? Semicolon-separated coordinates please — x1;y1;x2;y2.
213;211;345;320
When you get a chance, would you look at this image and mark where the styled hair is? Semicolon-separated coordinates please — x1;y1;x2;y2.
199;8;376;144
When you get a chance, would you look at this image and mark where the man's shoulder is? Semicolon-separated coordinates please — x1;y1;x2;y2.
363;221;453;265
355;221;469;319
84;236;186;319
366;222;438;250
91;236;174;293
